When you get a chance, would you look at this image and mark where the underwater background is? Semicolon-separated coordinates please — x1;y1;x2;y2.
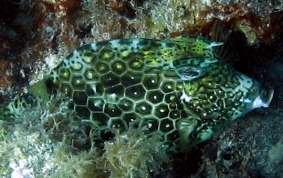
0;0;283;177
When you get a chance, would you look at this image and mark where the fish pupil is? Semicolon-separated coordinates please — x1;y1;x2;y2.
175;66;201;81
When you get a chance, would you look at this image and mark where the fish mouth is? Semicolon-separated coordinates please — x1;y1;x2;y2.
255;85;274;108
262;88;274;107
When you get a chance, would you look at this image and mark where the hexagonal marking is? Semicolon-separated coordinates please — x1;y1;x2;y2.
82;51;96;64
111;60;126;74
105;84;124;97
109;118;127;131
73;91;88;106
161;81;175;93
160;118;174;132
85;69;98;80
135;101;152;115
155;104;169;118
120;49;130;58
95;61;109;74
142;74;160;90
176;81;184;92
125;85;146;100
85;83;104;97
99;129;115;141
169;110;180;119
141;118;159;133
75;105;91;118
100;72;120;88
87;98;104;112
71;76;85;90
163;70;179;78
168;101;179;110
59;68;71;81
104;104;122;117
128;58;144;70
122;112;140;127
99;49;114;60
93;113;110;126
118;98;134;112
165;94;178;103
121;71;142;87
147;90;164;104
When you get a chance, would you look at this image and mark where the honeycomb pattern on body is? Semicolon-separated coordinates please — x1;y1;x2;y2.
50;38;190;151
47;37;259;152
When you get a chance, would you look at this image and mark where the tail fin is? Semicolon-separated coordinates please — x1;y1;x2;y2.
0;79;50;121
28;79;50;101
0;96;28;120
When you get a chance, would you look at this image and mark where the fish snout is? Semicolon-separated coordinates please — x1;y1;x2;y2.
252;84;274;109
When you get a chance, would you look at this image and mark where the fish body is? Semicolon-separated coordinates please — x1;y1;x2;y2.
0;35;273;152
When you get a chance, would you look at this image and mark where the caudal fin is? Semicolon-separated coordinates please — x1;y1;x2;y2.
28;79;50;101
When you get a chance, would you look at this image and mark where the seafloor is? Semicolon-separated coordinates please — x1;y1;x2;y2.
0;0;283;177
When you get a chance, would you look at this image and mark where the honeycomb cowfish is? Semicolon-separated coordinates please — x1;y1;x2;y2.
0;25;274;152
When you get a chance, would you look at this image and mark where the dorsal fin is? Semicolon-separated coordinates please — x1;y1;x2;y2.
210;19;232;60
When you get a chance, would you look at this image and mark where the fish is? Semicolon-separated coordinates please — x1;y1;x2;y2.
0;22;274;152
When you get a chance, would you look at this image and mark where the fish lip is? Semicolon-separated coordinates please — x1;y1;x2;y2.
252;86;274;109
257;87;274;108
264;88;274;107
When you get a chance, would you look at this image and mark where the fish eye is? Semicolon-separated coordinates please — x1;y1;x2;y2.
175;66;202;81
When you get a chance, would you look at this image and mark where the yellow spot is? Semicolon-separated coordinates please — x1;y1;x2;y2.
201;111;207;117
143;50;153;55
97;63;108;73
60;69;70;79
160;50;171;58
62;86;71;95
83;56;94;63
115;62;123;69
86;70;95;79
133;61;140;67
75;79;82;84
198;86;206;93
100;65;106;71
146;58;158;65
188;90;195;96
121;50;130;57
176;84;183;91
169;95;176;101
102;51;113;59
207;82;213;87
63;72;68;78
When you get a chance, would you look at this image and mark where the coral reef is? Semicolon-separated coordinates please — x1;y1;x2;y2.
0;95;168;177
191;110;283;177
99;129;168;178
